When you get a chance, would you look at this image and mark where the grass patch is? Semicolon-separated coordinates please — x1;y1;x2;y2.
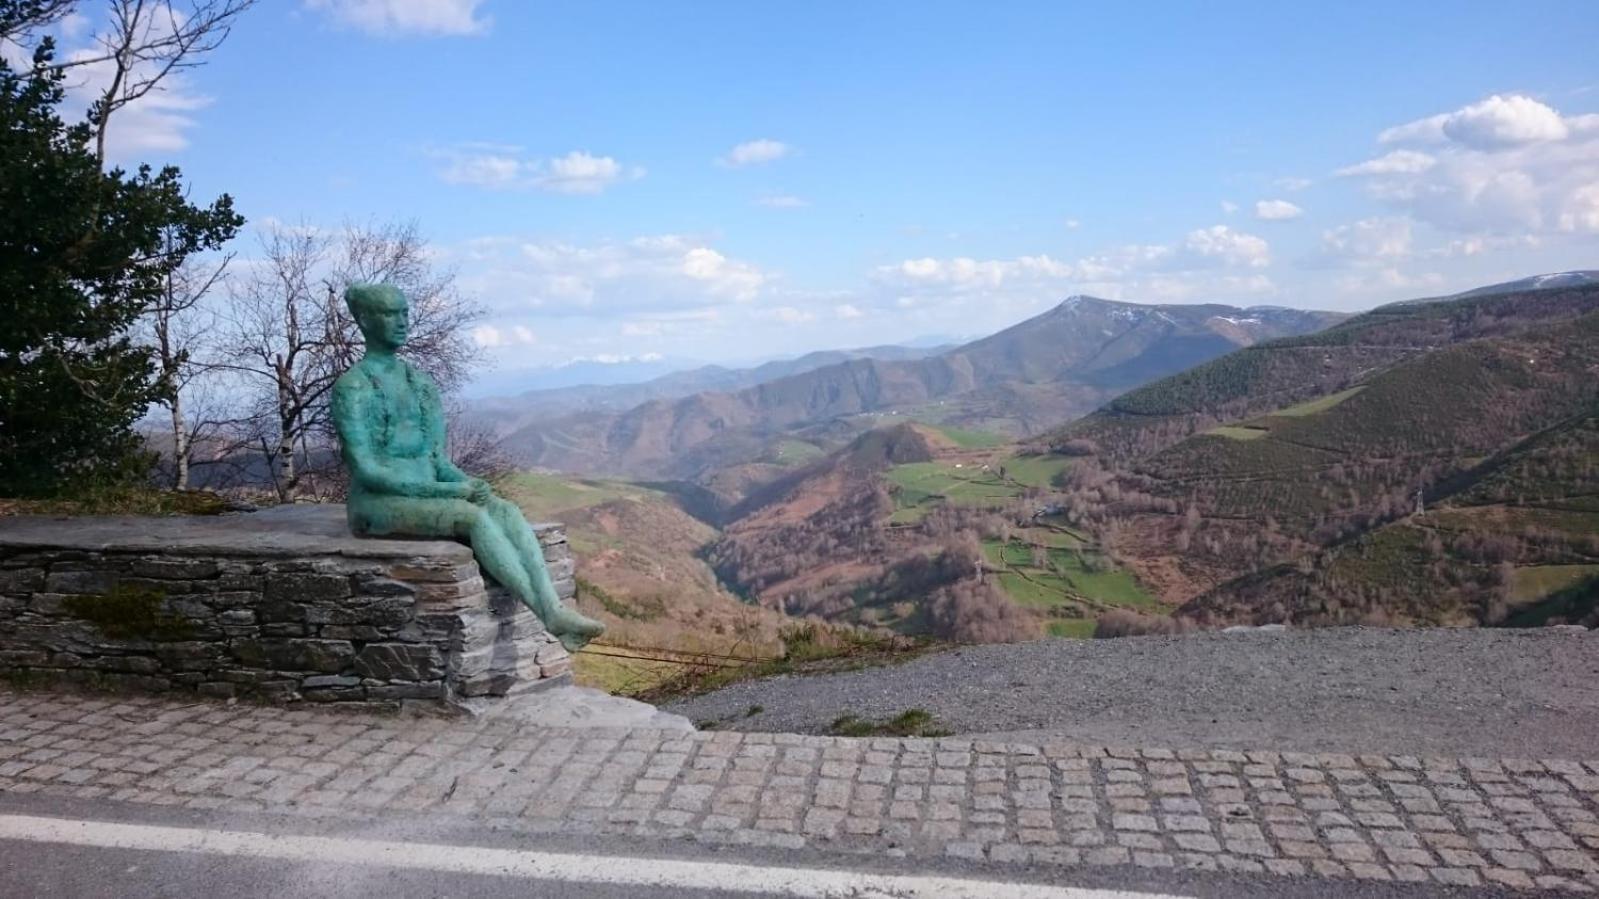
1511;565;1599;604
1205;425;1269;441
573;648;683;695
934;426;1008;448
829;708;952;738
1047;619;1097;639
997;571;1071;609
632;624;940;703
885;461;1025;523
500;472;664;517
576;577;664;622
1059;565;1162;610
1001;454;1072;489
985;538;1162;617
768;439;826;466
1272;386;1365;417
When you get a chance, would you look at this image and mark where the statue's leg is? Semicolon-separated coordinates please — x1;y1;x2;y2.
359;496;601;648
483;496;604;650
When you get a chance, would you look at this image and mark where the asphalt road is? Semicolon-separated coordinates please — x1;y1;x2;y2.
0;794;1534;899
668;627;1599;758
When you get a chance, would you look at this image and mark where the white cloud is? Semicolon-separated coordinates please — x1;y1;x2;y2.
1559;182;1599;232
1336;267;1445;295
540;151;633;194
1318;217;1413;263
870;225;1274;313
1255;199;1304;221
1178;225;1272;268
1424;234;1541;258
1274;176;1313;192
58;12;92;39
1220;200;1239;214
757;194;809;208
1380;94;1568;150
834;303;864;319
567;352;664;365
303;0;490;36
1336;150;1436;177
434;146;643;194
1064;218;1081;230
455;234;769;321
762;306;815;324
471;324;537;348
1342;94;1599;234
718;139;792;167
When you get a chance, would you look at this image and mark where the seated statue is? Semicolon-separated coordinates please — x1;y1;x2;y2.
331;283;604;650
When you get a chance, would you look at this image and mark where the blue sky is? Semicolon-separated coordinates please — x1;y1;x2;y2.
30;0;1599;383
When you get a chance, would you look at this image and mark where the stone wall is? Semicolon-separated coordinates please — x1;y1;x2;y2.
0;505;576;708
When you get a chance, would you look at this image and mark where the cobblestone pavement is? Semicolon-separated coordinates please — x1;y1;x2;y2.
2;689;1597;894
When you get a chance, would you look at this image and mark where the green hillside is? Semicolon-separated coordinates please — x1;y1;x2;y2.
1018;284;1599;628
1178;382;1599;627
1050;283;1599;466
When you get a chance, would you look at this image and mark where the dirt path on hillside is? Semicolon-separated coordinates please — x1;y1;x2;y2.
666;627;1599;758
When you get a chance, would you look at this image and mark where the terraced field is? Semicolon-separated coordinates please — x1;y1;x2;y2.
980;530;1162;636
884;453;1072;523
501;471;667;516
877;446;1159;635
884;462;1018;523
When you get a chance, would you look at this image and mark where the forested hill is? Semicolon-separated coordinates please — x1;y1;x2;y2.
1046;281;1599;466
1032;280;1599;627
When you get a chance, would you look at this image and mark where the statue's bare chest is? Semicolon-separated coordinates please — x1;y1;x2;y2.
363;366;430;458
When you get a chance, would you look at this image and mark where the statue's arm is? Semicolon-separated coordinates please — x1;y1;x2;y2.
333;375;471;500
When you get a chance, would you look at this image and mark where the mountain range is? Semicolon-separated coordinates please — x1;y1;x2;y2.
483;297;1345;494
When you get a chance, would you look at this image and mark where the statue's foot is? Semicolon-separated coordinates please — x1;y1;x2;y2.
548;606;605;651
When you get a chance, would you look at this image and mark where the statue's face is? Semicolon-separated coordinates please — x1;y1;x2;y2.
357;293;410;350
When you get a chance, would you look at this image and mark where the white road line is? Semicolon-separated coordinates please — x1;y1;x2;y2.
0;813;1191;899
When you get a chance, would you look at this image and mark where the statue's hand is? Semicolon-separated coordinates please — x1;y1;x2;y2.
464;478;492;504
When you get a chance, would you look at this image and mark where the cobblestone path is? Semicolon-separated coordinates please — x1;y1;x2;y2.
2;689;1597;893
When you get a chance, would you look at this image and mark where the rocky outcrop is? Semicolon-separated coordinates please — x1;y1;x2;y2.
0;505;577;708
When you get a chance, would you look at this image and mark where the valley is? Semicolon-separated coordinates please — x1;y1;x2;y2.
484;275;1599;696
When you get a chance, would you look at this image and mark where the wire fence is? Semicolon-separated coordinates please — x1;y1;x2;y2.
576;640;775;669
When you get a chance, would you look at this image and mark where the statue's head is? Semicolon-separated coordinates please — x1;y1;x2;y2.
346;283;409;351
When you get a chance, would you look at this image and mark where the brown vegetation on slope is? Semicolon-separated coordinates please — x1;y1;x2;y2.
706;423;1043;643
1033;285;1599;627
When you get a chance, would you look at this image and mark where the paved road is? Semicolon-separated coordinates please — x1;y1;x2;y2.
0;794;1537;898
2;688;1597;895
668;628;1599;758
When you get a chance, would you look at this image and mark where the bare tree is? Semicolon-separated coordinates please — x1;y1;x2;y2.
446;404;514;481
221;221;484;502
1;2;257;163
223;226;332;500
145;228;231;489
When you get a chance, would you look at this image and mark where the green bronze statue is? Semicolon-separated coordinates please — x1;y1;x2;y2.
331;284;604;650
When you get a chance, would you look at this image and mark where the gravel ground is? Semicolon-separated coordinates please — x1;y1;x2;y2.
665;627;1599;758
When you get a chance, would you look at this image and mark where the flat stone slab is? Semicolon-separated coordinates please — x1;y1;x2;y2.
460;685;693;732
2;687;1597;894
0;505;560;560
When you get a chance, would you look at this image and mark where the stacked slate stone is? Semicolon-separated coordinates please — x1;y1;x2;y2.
0;518;576;708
